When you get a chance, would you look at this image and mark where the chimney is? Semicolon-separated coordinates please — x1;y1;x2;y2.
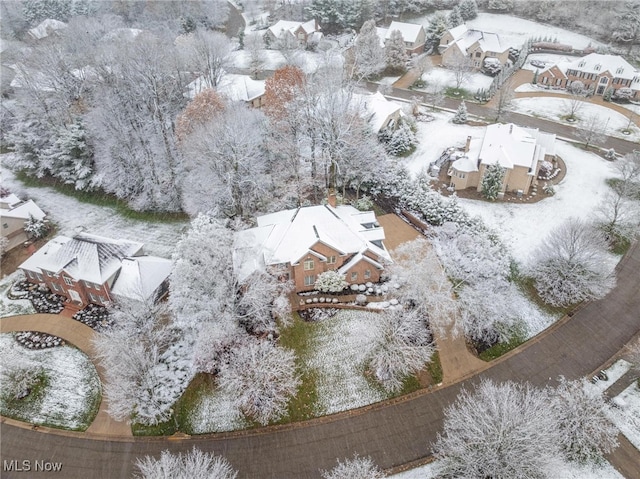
465;136;471;152
327;189;337;208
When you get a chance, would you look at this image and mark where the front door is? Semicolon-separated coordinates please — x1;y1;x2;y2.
68;289;82;305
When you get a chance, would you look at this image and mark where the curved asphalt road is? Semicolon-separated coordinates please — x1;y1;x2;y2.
1;242;639;478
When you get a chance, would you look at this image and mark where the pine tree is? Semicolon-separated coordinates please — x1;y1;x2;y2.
352;19;385;79
385;29;408;74
459;0;478;20
481;161;505;200
452;101;468;124
448;6;463;28
41;119;94;190
612;1;640;53
425;12;449;52
23;0;71;25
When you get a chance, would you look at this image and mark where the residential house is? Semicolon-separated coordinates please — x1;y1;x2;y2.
354;92;403;133
448;123;556;196
19;233;172;306
263;20;322;49
234;201;392;292
538;53;640;99
186;73;266;108
376;21;426;55
439;24;510;70
1;194;46;252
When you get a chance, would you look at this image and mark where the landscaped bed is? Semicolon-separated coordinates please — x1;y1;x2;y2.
0;333;101;431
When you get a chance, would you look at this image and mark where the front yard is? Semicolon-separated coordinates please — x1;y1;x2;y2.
0;333;101;431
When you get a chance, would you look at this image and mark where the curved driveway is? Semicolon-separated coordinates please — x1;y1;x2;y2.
1;243;639;478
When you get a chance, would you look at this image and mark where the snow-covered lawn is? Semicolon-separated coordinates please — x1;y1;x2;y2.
457;140;620;263
590;359;632;395
1;162;187;259
607;381;640;450
0;333;101;430
306;310;386;415
419;66;494;92
0;271;35;318
403;111;484;176
407;13;603;50
187;386;247;434
510;97;640;142
391;459;623;479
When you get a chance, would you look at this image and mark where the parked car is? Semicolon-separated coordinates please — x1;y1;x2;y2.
530;59;546;68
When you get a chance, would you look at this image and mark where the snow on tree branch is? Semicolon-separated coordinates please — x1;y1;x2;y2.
321;454;386;479
135;447;237;479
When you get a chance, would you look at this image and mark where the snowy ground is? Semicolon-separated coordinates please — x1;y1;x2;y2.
1;162;187;259
306;310;386;415
521;53;576;72
418;66;494;92
403;111;485;176
391;459;623;479
0;271;35;318
457;140;620;263
0;333;101;430
510;97;640;142
187;386;247;434
607;381;640;450
229;48;343;75
407;13;603;50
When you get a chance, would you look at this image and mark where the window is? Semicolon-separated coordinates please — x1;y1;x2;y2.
98;296;106;304
27;271;34;279
89;292;98;303
46;271;53;277
304;275;315;286
51;282;60;292
2;223;7;229
303;259;314;270
351;272;358;281
36;273;43;281
64;277;73;286
616;67;624;75
364;270;371;279
599;76;608;84
327;256;337;265
594;64;601;71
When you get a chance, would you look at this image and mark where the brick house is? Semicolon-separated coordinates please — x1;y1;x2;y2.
263;20;322;49
439;24;510;70
19;233;172;306
448;123;556;196
538;53;640;99
234;202;392;292
1;194;46;252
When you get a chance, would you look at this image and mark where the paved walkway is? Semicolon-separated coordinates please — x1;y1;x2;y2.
0;314;131;437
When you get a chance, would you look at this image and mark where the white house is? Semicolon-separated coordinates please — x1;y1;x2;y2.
377;21;426;54
234;203;392;292
264;20;322;49
1;194;47;252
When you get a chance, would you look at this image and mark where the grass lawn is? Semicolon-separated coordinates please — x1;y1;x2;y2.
0;334;101;431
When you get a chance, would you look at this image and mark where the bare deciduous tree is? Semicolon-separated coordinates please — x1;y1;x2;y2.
135;447;237;479
321;454;386;479
529;218;615;307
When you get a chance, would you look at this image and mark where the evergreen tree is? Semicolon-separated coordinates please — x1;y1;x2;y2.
24;214;49;240
481;161;505;200
452;101;468;124
307;0;344;34
532;69;539;85
352;19;385;79
385;29;408;74
459;0;478;20
23;0;71;25
612;1;640;53
41;119;94;190
448;6;463;28
425;12;449;53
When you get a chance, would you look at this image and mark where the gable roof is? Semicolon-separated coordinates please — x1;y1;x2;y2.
110;256;172;301
20;233;144;284
0;199;46;221
353;92;403;132
566;53;638;80
443;24;508;54
234;205;391;281
385;21;424;44
476;123;550;171
267;19;320;38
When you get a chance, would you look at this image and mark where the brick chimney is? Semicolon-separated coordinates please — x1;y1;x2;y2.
465;136;471;152
327;189;337;208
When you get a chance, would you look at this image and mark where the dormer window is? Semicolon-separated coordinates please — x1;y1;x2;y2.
578;61;585;67
616;67;624;74
594;64;601;71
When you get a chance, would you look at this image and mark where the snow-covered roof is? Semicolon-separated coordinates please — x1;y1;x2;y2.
385;21;424;44
444;24;508;54
20;233;144;284
353;92;402;132
475;123;550;171
566;53;638;81
185;73;265;102
234;204;391;282
268;19;320;38
110;256;172;301
28;19;67;40
0;199;46;221
0;194;23;209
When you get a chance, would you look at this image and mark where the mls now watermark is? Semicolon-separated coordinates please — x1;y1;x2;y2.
3;459;63;472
